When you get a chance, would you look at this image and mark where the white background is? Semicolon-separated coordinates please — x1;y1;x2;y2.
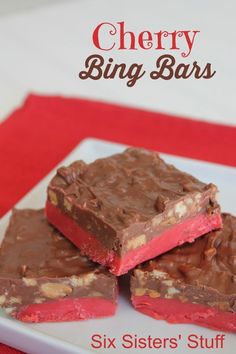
0;0;235;125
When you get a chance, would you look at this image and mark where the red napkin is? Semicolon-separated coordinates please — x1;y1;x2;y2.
0;345;24;354
0;94;236;353
0;94;236;219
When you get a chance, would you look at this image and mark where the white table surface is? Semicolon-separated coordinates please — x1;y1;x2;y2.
0;0;235;126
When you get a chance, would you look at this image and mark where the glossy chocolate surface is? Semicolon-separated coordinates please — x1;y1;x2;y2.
0;209;107;278
132;213;236;312
0;209;116;310
48;148;220;254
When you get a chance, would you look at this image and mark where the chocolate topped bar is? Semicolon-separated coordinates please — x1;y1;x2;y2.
49;148;216;228
131;213;236;332
46;148;222;275
0;209;117;322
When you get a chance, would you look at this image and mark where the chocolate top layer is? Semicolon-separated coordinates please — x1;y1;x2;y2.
50;148;213;230
0;209;109;279
140;213;236;295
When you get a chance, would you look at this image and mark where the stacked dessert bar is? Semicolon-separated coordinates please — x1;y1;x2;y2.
0;147;235;332
0;209;117;322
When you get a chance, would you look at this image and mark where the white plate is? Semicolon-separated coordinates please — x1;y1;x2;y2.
0;138;235;354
